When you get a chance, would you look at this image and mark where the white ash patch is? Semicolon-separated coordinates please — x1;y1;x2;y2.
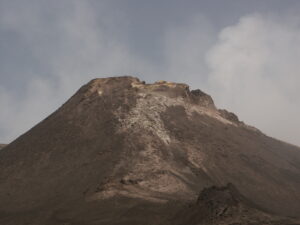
97;90;103;96
185;104;235;126
116;92;236;145
139;172;189;194
88;185;168;203
116;94;177;144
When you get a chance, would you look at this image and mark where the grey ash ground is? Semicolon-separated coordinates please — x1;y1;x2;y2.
0;76;300;225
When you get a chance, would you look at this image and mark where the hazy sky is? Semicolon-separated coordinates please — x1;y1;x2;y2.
1;0;300;146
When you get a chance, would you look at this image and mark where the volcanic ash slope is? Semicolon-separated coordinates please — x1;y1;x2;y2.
0;76;300;225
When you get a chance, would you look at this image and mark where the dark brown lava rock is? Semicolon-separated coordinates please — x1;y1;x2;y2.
171;183;300;225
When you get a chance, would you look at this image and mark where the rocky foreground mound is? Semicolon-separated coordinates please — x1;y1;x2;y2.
0;76;299;225
171;184;300;225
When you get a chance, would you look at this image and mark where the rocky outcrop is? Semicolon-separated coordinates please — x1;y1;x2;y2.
172;184;300;225
218;109;240;123
190;89;216;109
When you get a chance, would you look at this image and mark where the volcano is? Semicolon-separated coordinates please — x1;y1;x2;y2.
0;76;300;225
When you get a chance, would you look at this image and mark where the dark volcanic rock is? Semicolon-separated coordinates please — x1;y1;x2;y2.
0;144;6;150
190;89;216;109
171;184;300;225
218;109;240;123
0;76;300;225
